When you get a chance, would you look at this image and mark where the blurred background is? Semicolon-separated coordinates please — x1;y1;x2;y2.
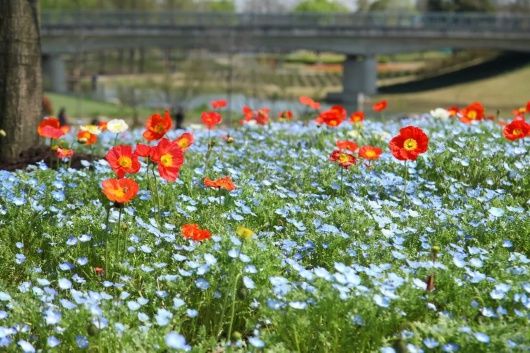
39;0;530;122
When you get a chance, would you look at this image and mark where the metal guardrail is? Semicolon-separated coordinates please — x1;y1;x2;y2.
41;11;530;33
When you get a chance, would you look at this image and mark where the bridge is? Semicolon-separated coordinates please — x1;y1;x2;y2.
41;11;530;108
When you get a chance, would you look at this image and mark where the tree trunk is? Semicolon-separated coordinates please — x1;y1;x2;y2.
0;0;42;163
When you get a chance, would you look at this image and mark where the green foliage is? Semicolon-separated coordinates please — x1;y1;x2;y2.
294;0;348;13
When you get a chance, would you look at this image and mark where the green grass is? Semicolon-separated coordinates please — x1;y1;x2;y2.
378;63;530;115
46;92;153;121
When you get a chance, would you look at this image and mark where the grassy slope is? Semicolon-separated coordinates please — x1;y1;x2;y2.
379;63;530;115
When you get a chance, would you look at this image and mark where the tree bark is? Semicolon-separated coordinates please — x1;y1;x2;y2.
0;0;42;163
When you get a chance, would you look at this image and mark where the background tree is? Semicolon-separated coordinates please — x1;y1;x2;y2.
294;0;349;12
0;0;42;162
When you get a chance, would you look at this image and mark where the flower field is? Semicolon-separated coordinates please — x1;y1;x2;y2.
0;99;529;353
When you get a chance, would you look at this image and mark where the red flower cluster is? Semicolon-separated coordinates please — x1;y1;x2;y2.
316;105;347;127
389;126;429;161
106;145;141;178
181;223;211;242
204;176;236;191
299;96;321;110
240;106;270;125
210;99;227;110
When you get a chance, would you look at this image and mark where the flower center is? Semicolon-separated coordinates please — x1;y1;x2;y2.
468;111;477;120
403;138;418;151
178;138;188;148
365;150;376;158
118;156;132;168
154;124;165;133
338;154;350;164
160;153;173;167
513;128;523;136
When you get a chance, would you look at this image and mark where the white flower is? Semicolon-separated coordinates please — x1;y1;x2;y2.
107;119;128;134
430;108;450;120
80;125;102;135
347;129;361;138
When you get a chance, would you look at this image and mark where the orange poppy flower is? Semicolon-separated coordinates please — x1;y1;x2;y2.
181;223;211;242
278;110;293;121
447;106;459;117
372;100;388;112
211;99;227;110
201;111;223;130
389;126;429;161
56;147;74;160
460;102;485;124
359;145;383;160
330;149;356;169
77;130;97;145
101;178;139;204
317;105;346;127
106;145;141;178
336;140;358;152
134;144;153;159
98;121;108;131
175;132;194;151
242;106;254;122
37;117;69;139
143;111;172;141
204;176;236;191
350;111;364;123
299;96;321;110
151;138;184;182
503;119;530;141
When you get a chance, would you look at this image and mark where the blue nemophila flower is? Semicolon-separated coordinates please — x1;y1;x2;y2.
165;332;191;351
248;336;265;348
18;340;35;353
47;336;61;348
474;332;490;344
76;335;89;349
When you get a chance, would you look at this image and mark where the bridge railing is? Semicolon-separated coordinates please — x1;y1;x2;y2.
41;11;530;33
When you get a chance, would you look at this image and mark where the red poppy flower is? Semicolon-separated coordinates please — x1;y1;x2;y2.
106;145;141;178
135;144;153;159
447;106;459;117
526;101;530;113
175;132;194;151
330;149;356;169
77;130;97;145
503;119;530;141
201;111;223;130
278;110;293;121
242;106;254;122
56;147;74;160
350;111;364;123
460;102;485;124
359;145;383;160
181;223;211;242
37;117;69;139
299;96;321;110
317;105;346;127
372;100;388;112
255;108;270;125
336;140;358;152
204;176;236;191
389;126;429;161
143;111;172;141
151;138;184;182
101;178;139;204
211;99;227;110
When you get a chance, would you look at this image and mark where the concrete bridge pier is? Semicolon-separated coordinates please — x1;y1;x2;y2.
42;54;67;93
327;55;377;111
